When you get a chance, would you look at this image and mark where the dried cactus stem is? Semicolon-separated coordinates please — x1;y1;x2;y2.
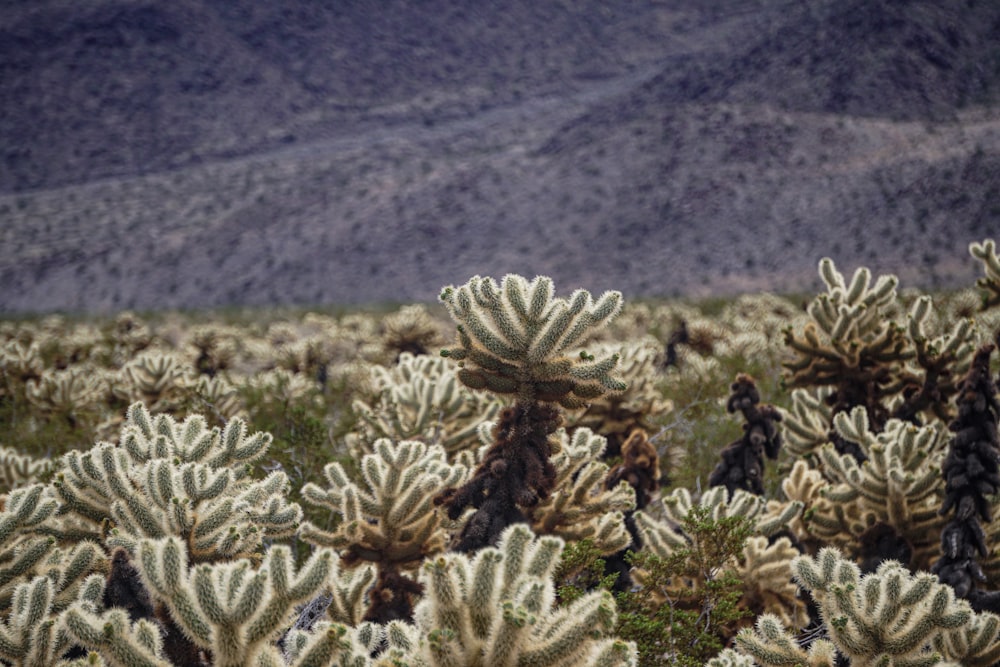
361;567;424;624
709;374;783;496
603;428;660;591
103;548;155;623
934;343;1000;612
436;400;560;552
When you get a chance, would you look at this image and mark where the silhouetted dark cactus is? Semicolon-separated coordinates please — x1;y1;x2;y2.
934;344;1000;612
709;374;782;496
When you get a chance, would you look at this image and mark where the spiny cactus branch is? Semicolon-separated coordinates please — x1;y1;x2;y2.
439;274;625;407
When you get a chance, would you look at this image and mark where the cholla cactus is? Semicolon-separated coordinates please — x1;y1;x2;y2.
53;402;301;561
25;367;106;427
438;274;625;407
633;487;802;629
733;614;838;667
783;259;907;457
62;573;175;667
380;304;446;360
564;337;670;458
784;260;977;465
605;429;660;512
300;439;467;560
709;374;782;496
782;386;836;460
603;429;661;590
0;446;53;491
350;352;503;458
132;537;336;667
933;610;1000;667
108;311;154;363
777;460;830;551
300;439;468;622
636;486;802;555
436;275;626;552
809;408;946;570
531;427;635;555
0;485;106;664
890;296;976;425
435;400;562;552
721;292;805;344
735;536;809;631
242;369;322;409
191;374;245;422
1;573;106;666
970;239;1000;310
121;352;195;413
0;340;43;400
703;648;760;667
188;325;238;377
0;539;106;614
277;338;336;387
279;621;381;667
378;524;637;666
791;548;971;666
933;344;1000;607
0;485;61;588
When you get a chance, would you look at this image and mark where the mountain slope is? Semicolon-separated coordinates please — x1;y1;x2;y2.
1;0;998;313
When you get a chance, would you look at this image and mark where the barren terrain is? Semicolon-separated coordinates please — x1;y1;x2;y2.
2;0;999;313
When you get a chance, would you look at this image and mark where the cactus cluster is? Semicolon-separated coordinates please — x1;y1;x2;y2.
300;438;468;622
738;548;1000;667
54;402;301;561
3;249;1000;667
379;525;634;667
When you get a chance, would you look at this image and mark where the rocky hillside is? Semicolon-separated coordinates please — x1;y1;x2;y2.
2;0;999;313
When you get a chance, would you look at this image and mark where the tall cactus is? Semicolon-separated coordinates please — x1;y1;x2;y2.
934;344;1000;611
782;258;906;447
438;274;625;407
709;374;782;496
436;275;625;551
784;259;977;469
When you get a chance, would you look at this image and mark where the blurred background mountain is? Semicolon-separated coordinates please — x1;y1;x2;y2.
2;0;999;313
